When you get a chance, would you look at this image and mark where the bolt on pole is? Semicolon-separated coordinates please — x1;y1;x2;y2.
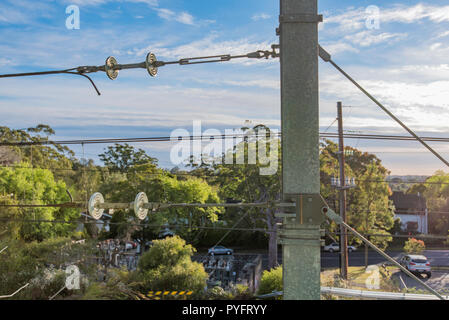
337;101;349;280
279;0;323;300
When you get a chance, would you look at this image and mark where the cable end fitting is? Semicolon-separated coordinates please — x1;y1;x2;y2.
319;45;332;62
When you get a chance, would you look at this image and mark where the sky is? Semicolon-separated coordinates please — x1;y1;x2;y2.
1;0;449;175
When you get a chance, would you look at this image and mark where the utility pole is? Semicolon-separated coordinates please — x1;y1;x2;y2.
278;0;324;300
337;102;349;280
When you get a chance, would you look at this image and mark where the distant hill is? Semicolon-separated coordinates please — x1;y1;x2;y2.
386;176;429;193
387;176;429;183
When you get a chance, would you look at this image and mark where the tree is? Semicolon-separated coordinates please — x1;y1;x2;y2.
0;124;75;172
320;140;395;250
99;164;222;243
411;171;449;235
404;238;425;254
137;236;208;295
0;164;78;241
197;125;281;269
0;237;93;299
99;143;157;172
97;143;221;242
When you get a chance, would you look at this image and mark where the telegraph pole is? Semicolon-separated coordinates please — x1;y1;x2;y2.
337;102;349;280
278;0;324;300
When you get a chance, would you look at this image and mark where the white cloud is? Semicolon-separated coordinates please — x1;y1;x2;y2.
321;42;359;55
125;0;158;6
325;3;449;32
155;8;175;20
436;30;449;39
176;12;195;25
67;0;110;5
155;8;195;25
344;31;406;47
252;13;271;21
430;42;443;51
0;58;14;66
133;34;276;64
66;0;158;6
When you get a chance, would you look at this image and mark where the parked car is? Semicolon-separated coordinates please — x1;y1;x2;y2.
125;241;137;250
399;254;431;278
323;242;357;253
158;228;175;239
208;245;233;256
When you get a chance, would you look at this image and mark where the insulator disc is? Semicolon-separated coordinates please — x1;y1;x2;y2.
88;192;105;220
146;52;158;77
105;56;119;80
134;192;149;220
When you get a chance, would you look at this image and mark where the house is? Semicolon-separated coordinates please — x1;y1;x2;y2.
389;191;428;234
76;211;112;233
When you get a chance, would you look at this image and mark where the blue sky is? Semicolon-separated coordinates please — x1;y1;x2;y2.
1;0;449;174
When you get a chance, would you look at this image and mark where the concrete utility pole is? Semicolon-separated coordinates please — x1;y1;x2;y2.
278;0;324;300
337;102;349;280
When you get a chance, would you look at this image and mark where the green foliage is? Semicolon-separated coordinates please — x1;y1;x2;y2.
231;284;253;300
0;164;79;241
258;266;283;296
138;235;196;270
101;170;222;243
206;286;233;300
82;268;141;300
321;140;395;250
99;143;158;172
137;236;207;295
412;171;449;235
0;124;74;171
0;238;94;299
404;238;426;254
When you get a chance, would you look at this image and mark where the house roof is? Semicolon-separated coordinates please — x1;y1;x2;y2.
389;191;427;213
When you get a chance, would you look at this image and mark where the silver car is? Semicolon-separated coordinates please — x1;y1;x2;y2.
208;245;233;256
399;254;431;278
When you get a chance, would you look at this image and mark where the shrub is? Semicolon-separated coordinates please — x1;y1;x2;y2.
137;236;208;297
404;238;425;254
138;235;196;270
258;266;282;296
231;284;253;300
206;286;233;300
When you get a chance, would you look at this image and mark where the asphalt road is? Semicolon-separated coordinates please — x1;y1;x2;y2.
258;249;449;270
393;270;449;292
321;249;449;268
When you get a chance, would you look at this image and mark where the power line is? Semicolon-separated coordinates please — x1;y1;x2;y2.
0;217;446;241
5;132;449;147
2;162;449;187
0;46;279;96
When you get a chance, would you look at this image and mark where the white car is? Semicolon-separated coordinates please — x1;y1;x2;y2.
323;242;357;253
399;254;431;278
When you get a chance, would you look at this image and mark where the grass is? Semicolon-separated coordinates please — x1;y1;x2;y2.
320;266;401;299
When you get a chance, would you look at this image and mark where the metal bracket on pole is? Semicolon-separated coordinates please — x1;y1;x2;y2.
279;14;323;23
279;194;327;225
319;45;332;62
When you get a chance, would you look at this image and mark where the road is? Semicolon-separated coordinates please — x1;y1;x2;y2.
321;249;449;268
393;270;449;292
257;249;449;270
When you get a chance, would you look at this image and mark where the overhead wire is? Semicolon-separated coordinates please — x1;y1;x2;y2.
6;132;449;147
319;45;449;169
0;46;280;96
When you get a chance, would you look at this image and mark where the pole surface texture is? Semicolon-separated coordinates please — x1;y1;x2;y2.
279;0;321;300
